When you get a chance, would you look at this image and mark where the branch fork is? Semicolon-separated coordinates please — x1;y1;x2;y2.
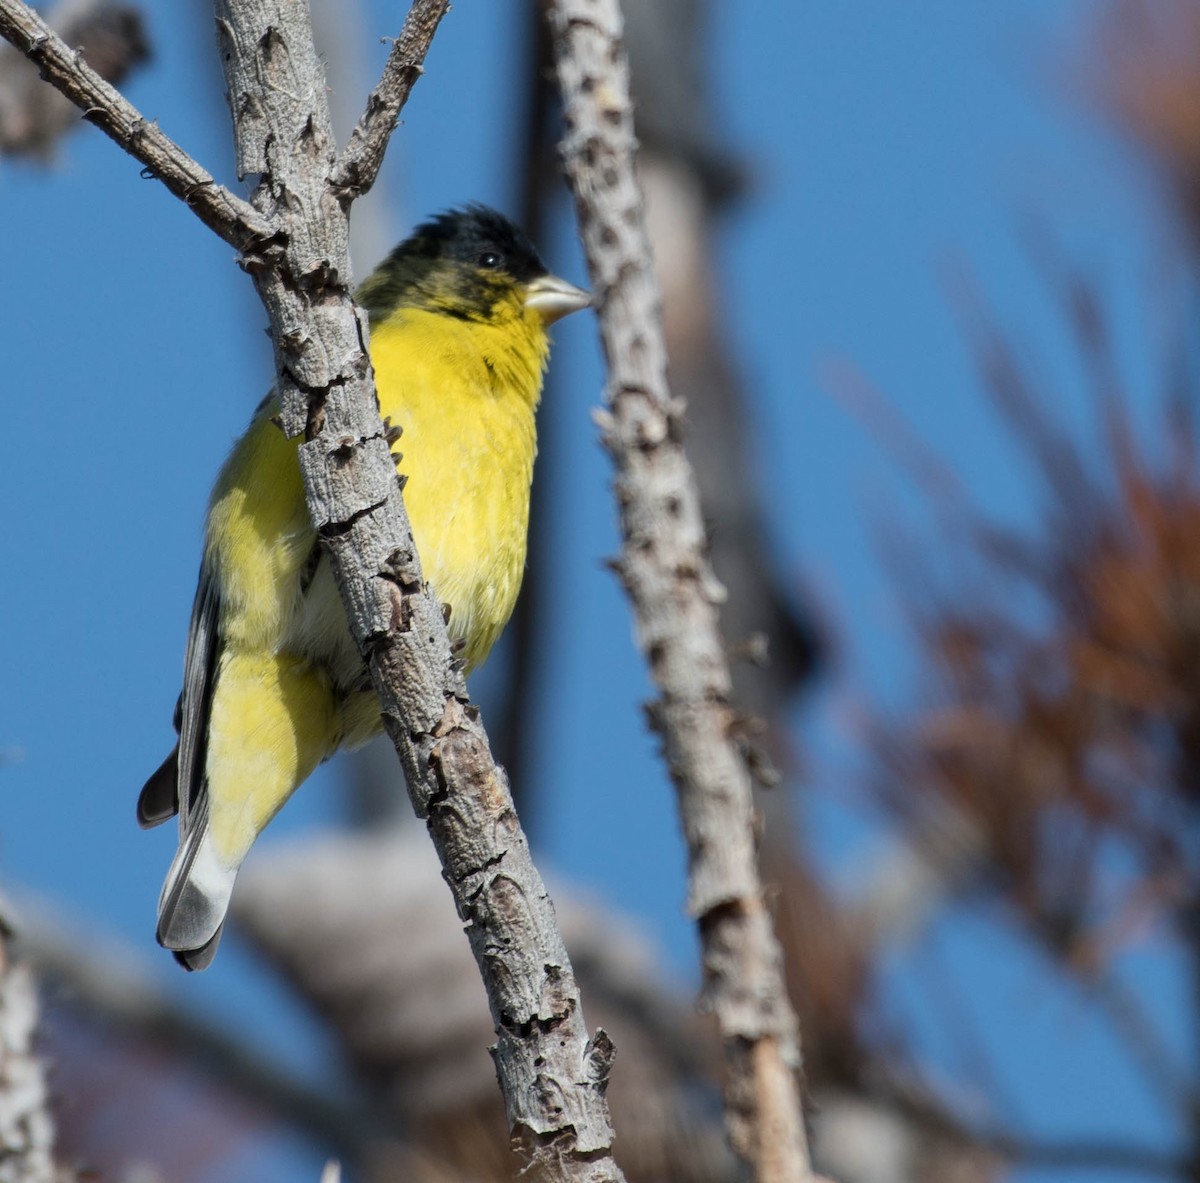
0;1;626;1180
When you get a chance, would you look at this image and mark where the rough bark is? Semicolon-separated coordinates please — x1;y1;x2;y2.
547;2;814;1179
0;1;268;249
0;0;149;159
329;0;448;201
0;1;626;1178
211;9;623;1176
235;829;739;1183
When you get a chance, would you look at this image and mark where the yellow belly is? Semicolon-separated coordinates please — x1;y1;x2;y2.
198;301;545;859
206;302;542;693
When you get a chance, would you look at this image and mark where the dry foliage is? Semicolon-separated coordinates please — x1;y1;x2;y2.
855;240;1200;1177
873;242;1200;975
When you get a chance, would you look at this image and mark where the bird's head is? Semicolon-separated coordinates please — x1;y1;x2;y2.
357;204;590;331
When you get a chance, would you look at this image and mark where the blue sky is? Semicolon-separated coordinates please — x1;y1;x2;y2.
0;2;1186;1180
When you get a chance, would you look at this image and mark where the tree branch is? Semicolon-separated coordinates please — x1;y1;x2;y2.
0;0;269;250
213;4;625;1174
1008;1136;1184;1177
329;0;449;201
0;1;149;159
0;905;61;1183
547;3;813;1180
0;0;628;1176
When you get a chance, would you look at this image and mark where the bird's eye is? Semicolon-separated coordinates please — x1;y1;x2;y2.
477;251;503;270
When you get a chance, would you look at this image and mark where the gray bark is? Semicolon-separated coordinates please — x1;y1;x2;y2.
0;0;626;1177
235;829;740;1183
547;2;815;1179
0;1;148;160
0;1;267;247
213;3;626;1178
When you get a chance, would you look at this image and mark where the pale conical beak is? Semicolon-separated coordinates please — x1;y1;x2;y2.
524;274;592;325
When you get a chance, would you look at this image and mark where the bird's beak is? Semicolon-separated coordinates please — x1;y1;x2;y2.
525;274;592;325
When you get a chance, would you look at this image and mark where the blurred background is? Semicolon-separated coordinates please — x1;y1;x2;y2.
2;1;1198;1180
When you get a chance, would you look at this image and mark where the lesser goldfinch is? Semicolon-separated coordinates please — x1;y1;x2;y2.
138;206;589;970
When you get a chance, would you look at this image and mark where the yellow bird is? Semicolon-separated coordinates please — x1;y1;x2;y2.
138;206;590;970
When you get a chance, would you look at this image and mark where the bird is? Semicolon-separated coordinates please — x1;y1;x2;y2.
137;205;590;970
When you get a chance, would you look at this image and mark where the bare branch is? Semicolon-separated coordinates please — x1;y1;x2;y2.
209;3;627;1179
0;0;627;1172
329;0;450;201
547;3;812;1180
0;1;149;159
0;906;64;1183
234;829;738;1183
0;0;269;250
1008;1136;1184;1177
1088;965;1200;1123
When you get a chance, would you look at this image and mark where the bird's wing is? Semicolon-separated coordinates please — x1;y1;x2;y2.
136;563;222;830
150;562;233;969
176;563;221;831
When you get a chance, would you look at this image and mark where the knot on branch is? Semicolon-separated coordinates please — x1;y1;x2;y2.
237;232;288;276
326;174;360;206
428;708;504;807
585;1029;617;1086
725;711;781;789
294;253;340;292
381;542;421;594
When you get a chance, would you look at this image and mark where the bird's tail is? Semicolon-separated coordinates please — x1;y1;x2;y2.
155;796;239;972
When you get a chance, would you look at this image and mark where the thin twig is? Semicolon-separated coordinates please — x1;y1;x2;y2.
329;0;450;201
1010;1136;1184;1177
0;0;269;250
0;0;149;159
547;3;812;1181
1090;965;1200;1124
872;1070;1187;1179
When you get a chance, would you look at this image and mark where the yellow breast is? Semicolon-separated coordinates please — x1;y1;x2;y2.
370;304;546;667
205;292;550;687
